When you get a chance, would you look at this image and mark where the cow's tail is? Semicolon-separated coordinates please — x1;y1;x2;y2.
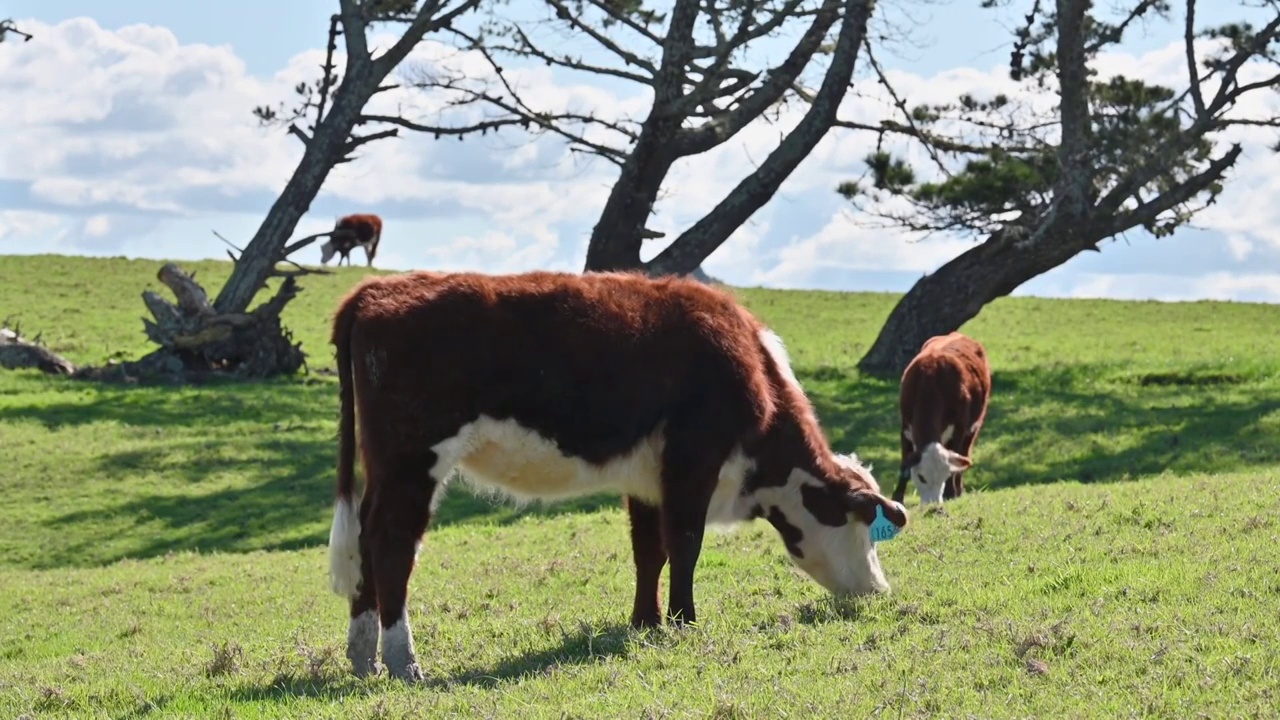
327;294;363;600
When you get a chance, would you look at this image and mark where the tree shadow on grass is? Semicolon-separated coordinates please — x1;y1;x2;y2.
37;441;621;570
225;623;634;704
801;363;1280;493
1;375;337;430
22;379;620;570
22;361;1279;570
428;621;635;689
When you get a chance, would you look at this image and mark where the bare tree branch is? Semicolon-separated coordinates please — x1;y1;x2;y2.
282;231;336;258
1185;0;1206;117
371;0;486;75
648;0;875;274
500;25;656;84
653;0;705;108
1085;0;1168;53
862;36;951;179
287;124;313;146
693;0;811;58
344;128;400;152
0;18;34;42
597;0;666;42
1102;143;1242;236
674;0;843;154
682;0;765;105
1205;13;1280;114
544;0;660;75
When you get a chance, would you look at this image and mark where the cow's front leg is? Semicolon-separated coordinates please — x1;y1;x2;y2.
658;429;724;627
625;495;668;629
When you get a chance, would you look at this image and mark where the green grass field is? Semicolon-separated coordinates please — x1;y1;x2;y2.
1;253;1278;718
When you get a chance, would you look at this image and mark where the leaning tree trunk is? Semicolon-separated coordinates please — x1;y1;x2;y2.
582;137;679;272
857;227;1101;377
119;62;384;383
583;0;873;281
213;66;377;315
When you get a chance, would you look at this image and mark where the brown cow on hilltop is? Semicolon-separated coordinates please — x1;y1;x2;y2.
320;213;382;267
893;332;992;505
327;269;910;682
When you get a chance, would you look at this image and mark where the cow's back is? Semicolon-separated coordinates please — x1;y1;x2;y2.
900;332;991;434
338;270;775;461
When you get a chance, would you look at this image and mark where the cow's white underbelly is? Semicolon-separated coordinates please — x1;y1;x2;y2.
430;415;756;525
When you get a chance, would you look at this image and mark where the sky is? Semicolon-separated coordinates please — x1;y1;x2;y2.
3;0;1280;303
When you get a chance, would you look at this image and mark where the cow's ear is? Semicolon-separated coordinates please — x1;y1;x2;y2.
844;491;908;530
946;452;972;473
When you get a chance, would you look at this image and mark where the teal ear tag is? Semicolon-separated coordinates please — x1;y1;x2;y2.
869;505;901;543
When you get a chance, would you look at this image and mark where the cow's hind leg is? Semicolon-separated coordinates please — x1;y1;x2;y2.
346;492;381;677
368;453;439;682
625;495;667;629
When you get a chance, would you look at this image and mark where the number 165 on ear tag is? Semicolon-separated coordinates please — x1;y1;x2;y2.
869;505;901;543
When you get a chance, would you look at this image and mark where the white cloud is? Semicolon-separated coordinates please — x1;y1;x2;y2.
0;211;64;242
758;208;978;288
1050;271;1280;304
83;214;111;238
0;15;1278;305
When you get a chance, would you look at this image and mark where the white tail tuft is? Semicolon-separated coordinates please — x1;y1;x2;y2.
328;497;362;598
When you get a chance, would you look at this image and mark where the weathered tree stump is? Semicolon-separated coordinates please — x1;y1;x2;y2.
3;262;308;385
0;323;76;375
127;262;306;381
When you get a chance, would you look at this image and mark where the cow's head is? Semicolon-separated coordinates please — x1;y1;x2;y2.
319;239;337;265
759;452;908;597
901;427;971;504
319;225;358;266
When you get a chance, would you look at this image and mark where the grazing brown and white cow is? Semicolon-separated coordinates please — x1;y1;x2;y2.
327;269;910;681
319;213;382;267
893;332;992;506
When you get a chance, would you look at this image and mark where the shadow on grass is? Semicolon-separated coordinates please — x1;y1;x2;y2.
16;360;1280;569
226;623;634;703
429;621;634;689
802;362;1280;493
2;375;335;430
19;378;621;569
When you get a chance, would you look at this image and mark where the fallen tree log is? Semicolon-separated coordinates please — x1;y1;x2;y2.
0;322;76;375
3;262;308;385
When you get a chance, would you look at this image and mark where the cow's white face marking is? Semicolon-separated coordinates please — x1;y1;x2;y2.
427;417;758;526
319;240;337;265
910;441;971;505
754;464;895;597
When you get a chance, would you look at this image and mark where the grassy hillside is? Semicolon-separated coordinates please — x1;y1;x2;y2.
1;253;1278;718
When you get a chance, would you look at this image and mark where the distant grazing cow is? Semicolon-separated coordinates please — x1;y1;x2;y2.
894;332;992;505
319;214;382;267
327;269;910;681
